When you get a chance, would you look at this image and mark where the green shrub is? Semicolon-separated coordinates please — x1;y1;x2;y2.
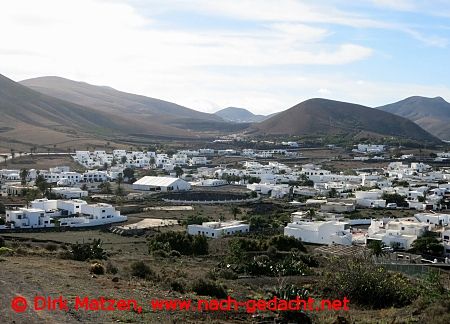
192;235;208;256
246;252;311;277
90;262;105;275
272;284;311;323
70;239;106;261
272;253;311;276
152;249;169;258
181;215;210;226
216;268;238;280
246;255;272;276
411;232;444;257
57;250;72;259
191;279;227;298
105;261;118;274
148;232;208;256
170;279;186;293
321;258;418;308
0;247;14;256
265;235;306;252
44;243;58;252
130;261;154;280
297;253;319;267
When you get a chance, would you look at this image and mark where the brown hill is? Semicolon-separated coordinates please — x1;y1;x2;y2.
214;107;269;123
251;98;439;143
0;73;198;150
20;76;227;132
376;96;450;140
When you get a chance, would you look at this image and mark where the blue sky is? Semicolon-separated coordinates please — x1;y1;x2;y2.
0;0;449;114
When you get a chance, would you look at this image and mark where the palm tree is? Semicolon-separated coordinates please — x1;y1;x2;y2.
35;174;48;195
20;169;29;185
367;240;386;257
25;189;39;208
117;174;124;192
174;166;184;178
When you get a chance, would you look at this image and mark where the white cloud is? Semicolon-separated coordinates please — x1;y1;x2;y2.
167;0;447;47
371;0;417;11
0;0;448;116
402;28;449;48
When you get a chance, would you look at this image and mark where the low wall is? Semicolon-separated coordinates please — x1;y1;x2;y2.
162;197;260;205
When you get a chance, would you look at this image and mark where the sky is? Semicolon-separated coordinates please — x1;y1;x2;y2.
0;0;449;115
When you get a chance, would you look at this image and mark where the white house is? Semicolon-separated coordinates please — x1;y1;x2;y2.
193;179;227;187
56;199;87;215
320;202;356;213
354;144;385;153
6;208;54;229
58;203;127;227
190;156;208;166
51;187;88;199
83;170;108;182
355;190;386;208
42;170;82;184
132;176;191;192
415;213;450;226
4;199;126;229
367;219;429;250
187;221;250;238
247;183;290;198
30;198;58;211
284;219;352;246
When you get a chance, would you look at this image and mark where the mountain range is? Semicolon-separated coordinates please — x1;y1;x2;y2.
250;98;439;143
214;107;269;123
0;73;161;150
20;76;242;134
376;96;450;140
0;72;445;150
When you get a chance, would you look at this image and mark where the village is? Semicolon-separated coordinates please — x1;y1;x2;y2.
2;141;450;323
1;142;450;262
